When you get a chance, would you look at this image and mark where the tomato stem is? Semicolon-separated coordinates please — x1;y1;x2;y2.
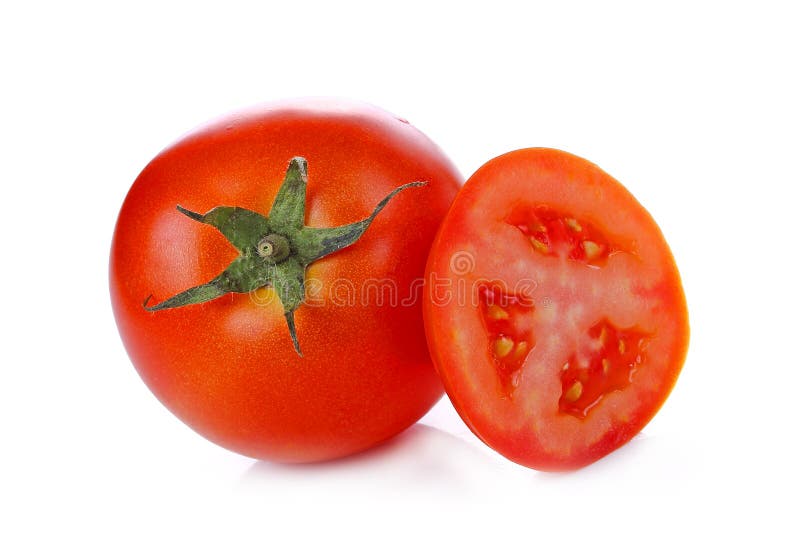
257;234;291;262
142;156;425;356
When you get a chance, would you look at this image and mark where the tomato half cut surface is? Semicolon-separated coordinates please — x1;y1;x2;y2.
424;148;689;471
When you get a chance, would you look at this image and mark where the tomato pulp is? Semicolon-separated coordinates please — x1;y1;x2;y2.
424;148;689;470
110;99;461;462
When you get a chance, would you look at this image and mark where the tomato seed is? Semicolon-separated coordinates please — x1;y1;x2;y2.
530;237;550;253
565;381;583;402
582;240;602;260
487;304;510;321
494;336;514;358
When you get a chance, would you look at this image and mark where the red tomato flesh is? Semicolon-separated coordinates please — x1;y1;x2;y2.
424;148;689;471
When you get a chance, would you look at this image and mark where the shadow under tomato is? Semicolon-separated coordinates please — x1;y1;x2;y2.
239;423;501;500
526;432;698;498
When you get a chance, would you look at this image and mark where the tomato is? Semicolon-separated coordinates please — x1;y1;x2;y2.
423;148;689;471
110;99;461;462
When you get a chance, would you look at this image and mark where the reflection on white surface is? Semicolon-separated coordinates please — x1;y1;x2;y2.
240;423;504;501
238;406;701;507
529;432;698;494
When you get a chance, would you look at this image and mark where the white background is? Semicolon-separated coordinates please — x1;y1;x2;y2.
2;1;798;555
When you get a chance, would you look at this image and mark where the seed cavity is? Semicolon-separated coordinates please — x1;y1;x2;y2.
558;319;651;418
479;285;536;397
510;206;617;267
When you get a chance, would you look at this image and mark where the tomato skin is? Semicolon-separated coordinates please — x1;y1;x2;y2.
110;99;461;462
424;148;689;471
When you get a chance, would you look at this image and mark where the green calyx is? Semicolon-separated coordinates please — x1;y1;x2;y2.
143;156;425;356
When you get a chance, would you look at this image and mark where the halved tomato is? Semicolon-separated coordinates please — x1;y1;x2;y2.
424;148;689;470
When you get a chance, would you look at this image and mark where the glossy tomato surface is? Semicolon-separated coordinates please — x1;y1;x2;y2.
110;99;461;462
424;148;689;470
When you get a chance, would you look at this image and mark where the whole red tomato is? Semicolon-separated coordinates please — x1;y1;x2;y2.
110;99;461;462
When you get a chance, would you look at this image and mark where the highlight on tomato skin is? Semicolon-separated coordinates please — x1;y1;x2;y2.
423;147;689;471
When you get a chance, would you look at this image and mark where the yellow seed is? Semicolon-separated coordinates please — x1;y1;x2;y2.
513;341;529;359
565;218;582;232
602;359;610;374
565;380;583;402
598;326;608;345
487;304;510;321
494;336;514;358
582;240;602;259
618;339;626;354
530;237;550;253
